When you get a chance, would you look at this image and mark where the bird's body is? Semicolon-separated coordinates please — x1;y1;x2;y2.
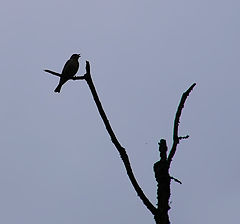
45;54;80;93
54;54;80;92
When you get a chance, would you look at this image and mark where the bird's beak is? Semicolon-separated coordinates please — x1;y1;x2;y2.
78;54;81;57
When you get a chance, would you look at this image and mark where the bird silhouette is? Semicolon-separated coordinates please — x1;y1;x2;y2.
45;54;81;93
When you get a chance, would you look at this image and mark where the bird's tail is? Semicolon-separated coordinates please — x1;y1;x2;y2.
54;78;68;93
54;84;62;93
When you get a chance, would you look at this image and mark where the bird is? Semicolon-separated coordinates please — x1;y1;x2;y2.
45;54;81;93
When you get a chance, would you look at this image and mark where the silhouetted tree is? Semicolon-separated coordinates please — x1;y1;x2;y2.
46;61;196;224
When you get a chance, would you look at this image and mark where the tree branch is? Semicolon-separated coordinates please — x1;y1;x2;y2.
83;61;157;215
167;83;196;164
44;69;85;80
44;69;61;77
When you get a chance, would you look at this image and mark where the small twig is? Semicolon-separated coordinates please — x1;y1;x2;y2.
168;83;196;164
178;135;189;140
44;69;61;77
44;69;86;80
170;176;182;184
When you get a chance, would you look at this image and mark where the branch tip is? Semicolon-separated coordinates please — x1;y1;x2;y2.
86;61;90;73
170;176;182;184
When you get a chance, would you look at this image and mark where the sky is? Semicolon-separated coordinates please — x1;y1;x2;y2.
0;0;239;223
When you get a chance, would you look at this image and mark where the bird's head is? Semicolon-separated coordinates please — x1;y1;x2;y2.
70;54;81;60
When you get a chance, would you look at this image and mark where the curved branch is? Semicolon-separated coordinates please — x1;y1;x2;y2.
84;61;157;215
168;83;196;164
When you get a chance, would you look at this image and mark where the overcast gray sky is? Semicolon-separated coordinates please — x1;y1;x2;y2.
0;0;239;223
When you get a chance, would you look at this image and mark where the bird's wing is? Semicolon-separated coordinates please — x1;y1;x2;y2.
62;59;79;77
62;59;72;75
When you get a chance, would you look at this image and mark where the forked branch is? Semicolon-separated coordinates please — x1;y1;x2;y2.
45;61;196;224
